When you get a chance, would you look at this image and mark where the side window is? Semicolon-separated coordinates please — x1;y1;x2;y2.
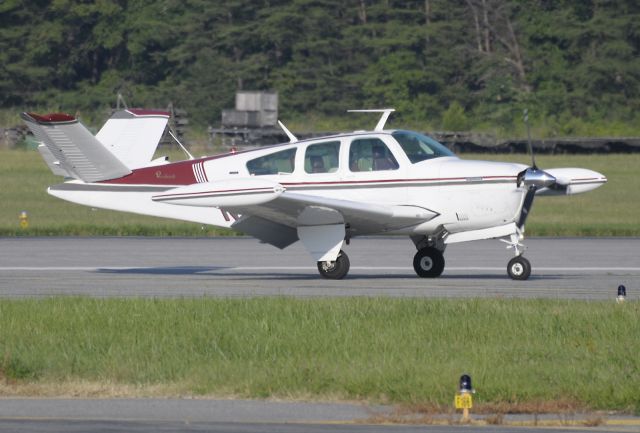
304;141;340;174
246;148;296;175
349;138;399;172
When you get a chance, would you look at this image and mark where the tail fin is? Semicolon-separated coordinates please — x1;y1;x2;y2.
95;109;170;169
21;112;131;182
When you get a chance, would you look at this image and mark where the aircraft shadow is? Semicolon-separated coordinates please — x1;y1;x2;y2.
98;266;229;275
97;267;319;280
96;267;563;282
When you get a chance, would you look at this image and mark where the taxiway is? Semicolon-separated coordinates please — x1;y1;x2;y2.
1;237;637;299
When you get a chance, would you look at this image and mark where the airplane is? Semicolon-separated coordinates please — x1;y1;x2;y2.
21;108;607;280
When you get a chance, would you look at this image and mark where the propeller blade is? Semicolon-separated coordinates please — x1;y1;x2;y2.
515;168;556;229
517;187;536;229
516;110;558;230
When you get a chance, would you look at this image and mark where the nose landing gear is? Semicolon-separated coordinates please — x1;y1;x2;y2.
507;255;531;280
501;230;532;280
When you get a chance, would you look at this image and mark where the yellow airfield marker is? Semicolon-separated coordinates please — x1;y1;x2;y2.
19;211;29;229
455;374;474;423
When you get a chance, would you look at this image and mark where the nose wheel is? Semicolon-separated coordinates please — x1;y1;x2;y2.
317;250;350;279
507;256;531;280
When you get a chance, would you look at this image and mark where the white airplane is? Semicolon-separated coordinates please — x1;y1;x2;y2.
22;108;606;280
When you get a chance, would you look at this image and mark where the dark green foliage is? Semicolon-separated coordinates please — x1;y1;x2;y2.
1;0;640;131
1;354;39;381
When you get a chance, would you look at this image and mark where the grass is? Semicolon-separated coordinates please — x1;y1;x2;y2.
0;298;638;413
0;148;638;236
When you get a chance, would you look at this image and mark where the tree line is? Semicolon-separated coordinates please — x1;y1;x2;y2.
1;0;639;135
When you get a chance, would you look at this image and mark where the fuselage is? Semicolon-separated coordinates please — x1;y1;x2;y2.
50;129;529;237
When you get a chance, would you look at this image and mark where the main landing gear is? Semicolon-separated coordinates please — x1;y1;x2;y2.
410;235;446;278
413;247;445;278
317;250;350;279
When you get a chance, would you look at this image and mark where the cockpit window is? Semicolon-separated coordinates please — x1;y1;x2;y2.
247;148;296;175
393;130;455;163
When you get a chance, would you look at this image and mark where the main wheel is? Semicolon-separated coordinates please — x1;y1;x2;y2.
317;250;350;279
413;247;445;278
507;256;531;280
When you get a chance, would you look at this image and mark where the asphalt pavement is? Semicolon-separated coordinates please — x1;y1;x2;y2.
0;398;638;433
0;236;638;299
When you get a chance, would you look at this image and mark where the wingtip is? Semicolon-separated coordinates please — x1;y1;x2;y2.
21;112;76;124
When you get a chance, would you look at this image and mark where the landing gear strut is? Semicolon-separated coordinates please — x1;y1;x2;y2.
317;250;350;279
413;247;445;278
502;230;532;280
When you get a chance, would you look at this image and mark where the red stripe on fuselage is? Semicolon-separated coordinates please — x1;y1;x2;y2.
104;159;199;185
102;155;228;185
100;148;266;185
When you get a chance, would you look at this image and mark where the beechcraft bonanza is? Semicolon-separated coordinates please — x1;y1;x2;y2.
22;108;607;280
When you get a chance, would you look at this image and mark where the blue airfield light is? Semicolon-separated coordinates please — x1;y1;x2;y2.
459;374;474;393
617;285;627;303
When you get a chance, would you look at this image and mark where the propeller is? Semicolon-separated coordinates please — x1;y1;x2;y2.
515;110;556;229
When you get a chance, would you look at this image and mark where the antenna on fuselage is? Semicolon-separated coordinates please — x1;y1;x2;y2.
168;129;195;160
278;120;298;143
347;108;396;131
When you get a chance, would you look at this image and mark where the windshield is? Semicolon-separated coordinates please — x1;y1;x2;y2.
392;130;455;163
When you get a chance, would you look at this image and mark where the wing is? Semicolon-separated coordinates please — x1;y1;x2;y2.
233;191;437;237
231;192;440;261
153;178;439;260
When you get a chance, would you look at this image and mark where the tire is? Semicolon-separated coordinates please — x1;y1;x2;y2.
413;247;445;278
507;256;531;280
317;250;350;279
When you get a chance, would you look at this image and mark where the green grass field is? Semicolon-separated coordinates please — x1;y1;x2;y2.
0;298;638;413
0;149;637;236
